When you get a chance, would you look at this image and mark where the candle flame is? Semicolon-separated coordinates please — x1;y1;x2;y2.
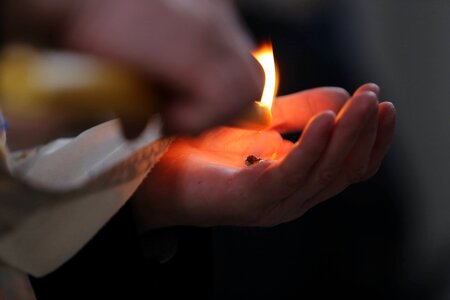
252;43;278;110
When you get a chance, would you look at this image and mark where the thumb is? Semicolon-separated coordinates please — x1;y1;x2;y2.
270;87;349;134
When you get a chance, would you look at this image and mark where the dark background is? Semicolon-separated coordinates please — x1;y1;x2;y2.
30;1;450;299
212;1;450;299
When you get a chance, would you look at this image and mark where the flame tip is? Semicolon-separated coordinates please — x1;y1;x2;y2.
252;43;278;110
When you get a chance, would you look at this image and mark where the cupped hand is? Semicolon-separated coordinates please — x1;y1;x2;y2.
132;84;396;230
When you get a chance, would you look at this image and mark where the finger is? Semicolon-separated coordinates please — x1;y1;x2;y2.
163;54;264;135
258;110;336;200
343;101;379;183
277;92;378;221
348;83;381;167
296;102;396;215
301;92;379;198
270;87;349;133
354;82;380;97
304;91;379;195
363;101;396;179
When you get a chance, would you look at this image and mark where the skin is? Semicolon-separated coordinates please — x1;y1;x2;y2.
3;2;396;232
132;83;396;231
4;0;264;137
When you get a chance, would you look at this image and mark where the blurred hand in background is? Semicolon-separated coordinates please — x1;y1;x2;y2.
3;0;263;140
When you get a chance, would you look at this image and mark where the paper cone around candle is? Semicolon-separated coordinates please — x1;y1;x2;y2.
0;117;171;277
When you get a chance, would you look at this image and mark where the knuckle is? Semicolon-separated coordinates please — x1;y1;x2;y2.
363;164;381;181
284;173;307;190
244;206;269;226
235;195;266;226
249;202;283;227
252;213;279;227
349;167;368;183
318;168;337;186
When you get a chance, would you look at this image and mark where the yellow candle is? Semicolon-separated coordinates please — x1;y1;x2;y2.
0;44;277;130
231;102;272;130
0;46;156;122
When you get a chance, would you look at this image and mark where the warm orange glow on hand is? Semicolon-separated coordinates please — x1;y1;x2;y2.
252;43;278;110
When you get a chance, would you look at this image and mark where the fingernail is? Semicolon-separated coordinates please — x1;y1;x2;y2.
355;83;380;96
323;110;336;117
360;91;380;106
382;102;397;123
366;83;380;96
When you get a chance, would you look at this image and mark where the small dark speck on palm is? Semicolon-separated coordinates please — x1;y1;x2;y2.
245;155;262;166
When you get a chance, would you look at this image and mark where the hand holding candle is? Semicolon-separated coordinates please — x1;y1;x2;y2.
0;45;268;142
133;83;396;229
2;0;265;139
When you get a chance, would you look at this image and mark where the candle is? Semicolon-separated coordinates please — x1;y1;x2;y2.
0;46;156;122
0;44;278;130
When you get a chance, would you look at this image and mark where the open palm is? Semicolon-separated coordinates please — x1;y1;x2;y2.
133;84;396;230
